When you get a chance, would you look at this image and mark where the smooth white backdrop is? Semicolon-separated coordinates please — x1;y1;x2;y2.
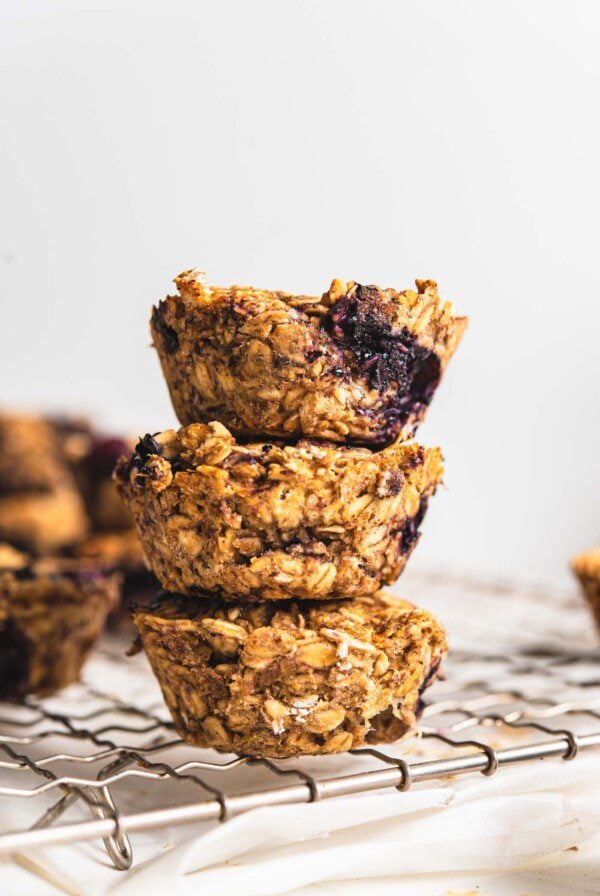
1;0;598;584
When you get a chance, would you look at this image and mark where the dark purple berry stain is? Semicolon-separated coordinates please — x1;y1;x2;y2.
0;620;31;699
87;437;130;479
414;655;443;716
12;565;36;581
117;433;163;481
65;567;110;586
152;301;179;353
11;563;110;586
322;285;441;433
406;447;425;469
385;470;404;497
219;451;258;472
399;496;429;553
135;433;163;459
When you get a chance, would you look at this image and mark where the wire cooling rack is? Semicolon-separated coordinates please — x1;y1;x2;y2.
1;572;599;871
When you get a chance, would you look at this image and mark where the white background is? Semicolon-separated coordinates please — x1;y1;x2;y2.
0;0;598;584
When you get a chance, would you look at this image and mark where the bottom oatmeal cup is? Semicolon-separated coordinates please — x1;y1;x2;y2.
132;590;447;758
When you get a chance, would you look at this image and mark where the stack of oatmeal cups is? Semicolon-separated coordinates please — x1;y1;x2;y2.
117;270;467;758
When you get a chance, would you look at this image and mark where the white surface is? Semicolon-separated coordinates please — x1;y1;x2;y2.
0;0;599;584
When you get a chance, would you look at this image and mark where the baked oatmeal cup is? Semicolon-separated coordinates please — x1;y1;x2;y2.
572;546;600;629
151;270;467;446
0;544;119;697
132;590;447;758
115;422;443;601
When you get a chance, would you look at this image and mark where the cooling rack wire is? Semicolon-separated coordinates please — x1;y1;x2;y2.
1;570;599;871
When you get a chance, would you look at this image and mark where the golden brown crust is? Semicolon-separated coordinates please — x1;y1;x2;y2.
572;546;600;629
133;590;447;758
115;423;443;601
151;270;467;446
0;548;119;697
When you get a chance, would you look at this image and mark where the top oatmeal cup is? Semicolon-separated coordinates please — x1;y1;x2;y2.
151;270;467;446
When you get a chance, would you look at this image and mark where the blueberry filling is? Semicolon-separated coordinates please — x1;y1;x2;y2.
222;452;259;470
0;620;31;699
62;567;109;586
152;301;179;353
322;285;441;425
12;565;36;581
385;470;404;497
399;497;429;553
86;437;130;479
9;564;109;586
136;433;162;460
118;433;163;480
